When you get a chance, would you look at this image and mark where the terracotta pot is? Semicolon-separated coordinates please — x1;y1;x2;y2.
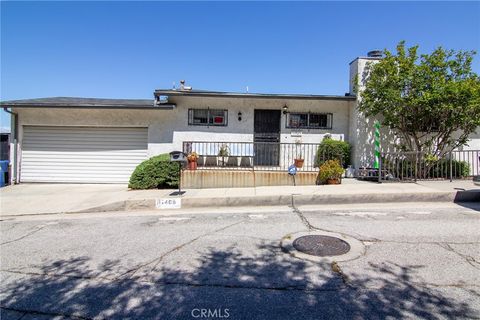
294;159;304;168
188;160;197;170
326;178;341;185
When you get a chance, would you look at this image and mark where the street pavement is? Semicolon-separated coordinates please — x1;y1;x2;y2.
1;202;479;319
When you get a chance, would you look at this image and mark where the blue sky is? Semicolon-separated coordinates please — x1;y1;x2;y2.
1;1;479;130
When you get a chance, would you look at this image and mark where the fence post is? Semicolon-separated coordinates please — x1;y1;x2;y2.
378;153;382;184
414;152;418;183
449;151;453;182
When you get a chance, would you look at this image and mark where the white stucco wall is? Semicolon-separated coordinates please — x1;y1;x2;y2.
348;57;387;169
166;95;352;147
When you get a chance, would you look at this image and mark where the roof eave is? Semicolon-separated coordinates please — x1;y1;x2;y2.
154;90;356;101
1;103;176;110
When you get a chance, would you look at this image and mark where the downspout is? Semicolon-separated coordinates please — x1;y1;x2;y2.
3;108;18;184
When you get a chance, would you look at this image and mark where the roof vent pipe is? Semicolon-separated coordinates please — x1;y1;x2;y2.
179;80;192;91
367;50;383;58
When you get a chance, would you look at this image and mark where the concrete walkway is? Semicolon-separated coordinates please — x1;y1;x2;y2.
1;180;478;216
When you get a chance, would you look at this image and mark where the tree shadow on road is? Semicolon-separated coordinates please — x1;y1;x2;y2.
1;243;477;319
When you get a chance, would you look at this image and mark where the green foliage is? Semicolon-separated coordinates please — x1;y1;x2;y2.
358;41;480;157
430;159;470;178
128;154;179;189
383;157;470;179
316;160;344;184
218;144;230;157
315;137;351;167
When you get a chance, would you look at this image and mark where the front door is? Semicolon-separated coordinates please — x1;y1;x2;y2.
254;110;281;166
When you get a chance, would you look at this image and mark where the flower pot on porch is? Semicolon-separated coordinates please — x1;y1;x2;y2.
217;156;229;167
187;160;197;170
294;159;304;168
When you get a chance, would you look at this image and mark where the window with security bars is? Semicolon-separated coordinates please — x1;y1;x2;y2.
287;112;332;129
188;109;228;126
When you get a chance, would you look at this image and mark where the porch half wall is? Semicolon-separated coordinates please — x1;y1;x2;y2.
182;170;318;189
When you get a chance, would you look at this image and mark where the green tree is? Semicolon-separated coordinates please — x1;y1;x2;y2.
358;41;480;158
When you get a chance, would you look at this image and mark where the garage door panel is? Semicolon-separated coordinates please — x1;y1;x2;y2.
24;136;147;144
21;126;148;183
23;145;146;152
22;150;147;157
22;158;146;164
25;135;146;140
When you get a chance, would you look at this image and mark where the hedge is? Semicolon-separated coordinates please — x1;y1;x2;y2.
382;158;470;179
315;137;351;168
128;154;179;189
429;159;470;178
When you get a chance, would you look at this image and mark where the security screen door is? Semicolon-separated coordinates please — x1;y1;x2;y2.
253;110;281;166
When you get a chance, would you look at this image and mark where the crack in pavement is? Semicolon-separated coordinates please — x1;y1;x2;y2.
289;196;358;237
0;223;50;246
116;219;247;280
290;196;321;231
437;243;480;271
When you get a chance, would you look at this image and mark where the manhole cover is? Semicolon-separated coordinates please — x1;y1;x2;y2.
292;235;350;257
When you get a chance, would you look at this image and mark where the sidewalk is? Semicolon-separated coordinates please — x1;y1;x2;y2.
1;179;478;216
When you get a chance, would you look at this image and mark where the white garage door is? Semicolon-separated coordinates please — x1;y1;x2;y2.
21;126;148;183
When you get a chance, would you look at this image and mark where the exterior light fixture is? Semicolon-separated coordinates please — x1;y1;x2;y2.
238;111;242;121
282;105;289;114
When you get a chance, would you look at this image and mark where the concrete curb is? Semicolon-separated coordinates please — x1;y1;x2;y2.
71;190;480;214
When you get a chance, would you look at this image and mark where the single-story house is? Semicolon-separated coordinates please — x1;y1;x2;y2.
1;51;479;185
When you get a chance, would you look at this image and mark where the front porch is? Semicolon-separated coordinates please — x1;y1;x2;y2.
181;141;327;188
182;141;329;173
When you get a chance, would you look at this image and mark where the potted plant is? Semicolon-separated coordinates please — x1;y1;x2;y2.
186;152;199;170
294;152;304;168
317;160;344;185
294;139;304;168
217;144;230;167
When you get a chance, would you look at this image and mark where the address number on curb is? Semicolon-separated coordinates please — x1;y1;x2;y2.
156;198;182;209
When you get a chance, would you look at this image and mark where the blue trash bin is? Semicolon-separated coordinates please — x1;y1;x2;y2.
0;160;9;187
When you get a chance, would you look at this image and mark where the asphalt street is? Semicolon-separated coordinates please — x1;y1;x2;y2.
1;202;479;319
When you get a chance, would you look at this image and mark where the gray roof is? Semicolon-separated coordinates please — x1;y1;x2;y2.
154;89;356;101
0;97;175;109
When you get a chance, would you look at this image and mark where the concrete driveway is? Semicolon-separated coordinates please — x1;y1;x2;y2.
0;184;175;215
1;202;479;319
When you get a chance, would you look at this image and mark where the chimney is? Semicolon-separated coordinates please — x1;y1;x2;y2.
349;50;383;95
367;50;383;58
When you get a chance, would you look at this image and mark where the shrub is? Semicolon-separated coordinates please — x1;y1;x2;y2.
429;159;470;178
382;157;470;179
316;160;344;185
128;154;179;189
315;137;351;168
